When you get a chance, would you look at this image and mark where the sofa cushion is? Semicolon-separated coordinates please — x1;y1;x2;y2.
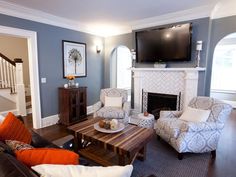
0;112;32;144
179;107;211;122
96;107;125;119
15;148;79;167
5;140;34;151
105;96;122;108
0;152;38;177
32;164;133;177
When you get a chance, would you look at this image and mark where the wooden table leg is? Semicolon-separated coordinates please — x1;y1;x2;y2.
118;155;126;165
74;133;82;153
137;146;147;161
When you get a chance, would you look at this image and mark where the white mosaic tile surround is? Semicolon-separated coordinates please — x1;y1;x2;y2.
131;67;206;113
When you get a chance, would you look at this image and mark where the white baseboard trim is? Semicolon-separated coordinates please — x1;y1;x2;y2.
87;105;94;115
42;114;59;128
42;105;94;128
0;109;18;116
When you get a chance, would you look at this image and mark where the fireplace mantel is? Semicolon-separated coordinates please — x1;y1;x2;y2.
131;67;206;113
130;67;206;72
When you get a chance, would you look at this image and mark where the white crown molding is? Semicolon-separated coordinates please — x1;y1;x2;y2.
211;0;236;19
0;0;132;37
2;1;234;37
0;1;104;37
130;4;215;30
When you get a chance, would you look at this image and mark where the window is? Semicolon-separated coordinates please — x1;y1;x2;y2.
116;46;132;89
211;44;236;92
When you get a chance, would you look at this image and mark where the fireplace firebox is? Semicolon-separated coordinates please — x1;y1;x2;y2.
142;91;181;119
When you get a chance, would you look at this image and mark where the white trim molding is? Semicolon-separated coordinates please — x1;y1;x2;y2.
42;114;59;128
87;105;94;115
0;1;221;37
0;25;42;129
131;4;215;30
42;106;94;128
211;0;236;19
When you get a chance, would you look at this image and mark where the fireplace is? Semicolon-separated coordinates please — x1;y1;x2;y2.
142;91;181;119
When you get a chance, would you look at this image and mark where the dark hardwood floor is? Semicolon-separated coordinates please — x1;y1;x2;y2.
206;109;236;177
24;111;236;177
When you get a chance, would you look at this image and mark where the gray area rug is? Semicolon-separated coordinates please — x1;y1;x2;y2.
131;137;210;177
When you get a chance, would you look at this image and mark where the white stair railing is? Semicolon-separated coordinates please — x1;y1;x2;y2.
0;53;16;93
0;53;26;116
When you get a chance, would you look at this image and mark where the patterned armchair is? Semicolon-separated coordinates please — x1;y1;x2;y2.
155;96;232;159
93;88;130;122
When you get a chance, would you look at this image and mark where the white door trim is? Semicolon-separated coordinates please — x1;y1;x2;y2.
0;25;42;129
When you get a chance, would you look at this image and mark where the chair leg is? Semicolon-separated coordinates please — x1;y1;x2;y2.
178;153;183;160
211;150;216;159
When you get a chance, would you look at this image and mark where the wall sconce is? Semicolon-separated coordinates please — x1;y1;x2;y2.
196;41;203;68
96;45;101;53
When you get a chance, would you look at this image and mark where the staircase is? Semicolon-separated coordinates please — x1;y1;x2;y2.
0;53;26;116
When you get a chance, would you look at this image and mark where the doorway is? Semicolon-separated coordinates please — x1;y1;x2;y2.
210;33;236;108
0;25;42;128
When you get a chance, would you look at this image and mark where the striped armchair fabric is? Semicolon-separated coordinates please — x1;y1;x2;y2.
93;88;130;122
155;97;232;158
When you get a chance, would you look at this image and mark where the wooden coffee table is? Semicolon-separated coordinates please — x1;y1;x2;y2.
67;118;154;166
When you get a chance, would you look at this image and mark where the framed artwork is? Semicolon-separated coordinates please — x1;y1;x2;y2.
62;40;87;78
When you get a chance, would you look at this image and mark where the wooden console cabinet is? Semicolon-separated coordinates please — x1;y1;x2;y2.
58;87;87;126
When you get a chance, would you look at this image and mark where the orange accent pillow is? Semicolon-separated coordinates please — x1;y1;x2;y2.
15;148;79;167
0;112;31;144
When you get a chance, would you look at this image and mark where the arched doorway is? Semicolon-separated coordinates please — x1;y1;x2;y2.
210;33;236;108
110;46;132;100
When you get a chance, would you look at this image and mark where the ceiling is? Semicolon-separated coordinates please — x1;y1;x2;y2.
1;0;220;36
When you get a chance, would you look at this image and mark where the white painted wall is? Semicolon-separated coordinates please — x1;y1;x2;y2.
0;35;30;86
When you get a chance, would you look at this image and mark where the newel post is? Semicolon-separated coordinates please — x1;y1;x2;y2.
14;58;26;116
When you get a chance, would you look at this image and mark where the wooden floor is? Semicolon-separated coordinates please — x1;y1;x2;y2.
24;110;236;177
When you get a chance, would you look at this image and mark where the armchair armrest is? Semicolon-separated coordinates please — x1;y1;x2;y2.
159;111;183;119
123;101;131;117
181;121;224;132
93;101;102;112
92;101;102;118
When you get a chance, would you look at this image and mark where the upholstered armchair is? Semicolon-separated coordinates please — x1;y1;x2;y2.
93;88;130;122
155;96;232;160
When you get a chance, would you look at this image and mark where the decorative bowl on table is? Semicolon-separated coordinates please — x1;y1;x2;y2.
94;119;125;133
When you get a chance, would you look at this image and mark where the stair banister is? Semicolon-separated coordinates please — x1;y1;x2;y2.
14;58;27;116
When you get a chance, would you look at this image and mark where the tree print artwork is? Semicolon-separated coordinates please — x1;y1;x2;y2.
68;48;82;74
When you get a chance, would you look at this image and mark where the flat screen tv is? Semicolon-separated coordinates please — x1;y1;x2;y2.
135;23;192;63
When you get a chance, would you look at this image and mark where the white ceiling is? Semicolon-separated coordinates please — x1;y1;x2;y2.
0;0;220;36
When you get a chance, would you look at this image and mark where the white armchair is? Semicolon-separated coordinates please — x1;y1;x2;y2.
155;96;232;159
92;88;130;122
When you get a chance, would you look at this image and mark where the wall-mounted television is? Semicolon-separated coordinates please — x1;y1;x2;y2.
135;23;192;63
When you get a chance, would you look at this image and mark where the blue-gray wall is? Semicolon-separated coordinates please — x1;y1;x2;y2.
205;15;236;96
0;14;104;118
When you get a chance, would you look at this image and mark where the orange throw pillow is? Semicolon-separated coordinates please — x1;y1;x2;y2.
15;148;79;166
0;112;31;144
